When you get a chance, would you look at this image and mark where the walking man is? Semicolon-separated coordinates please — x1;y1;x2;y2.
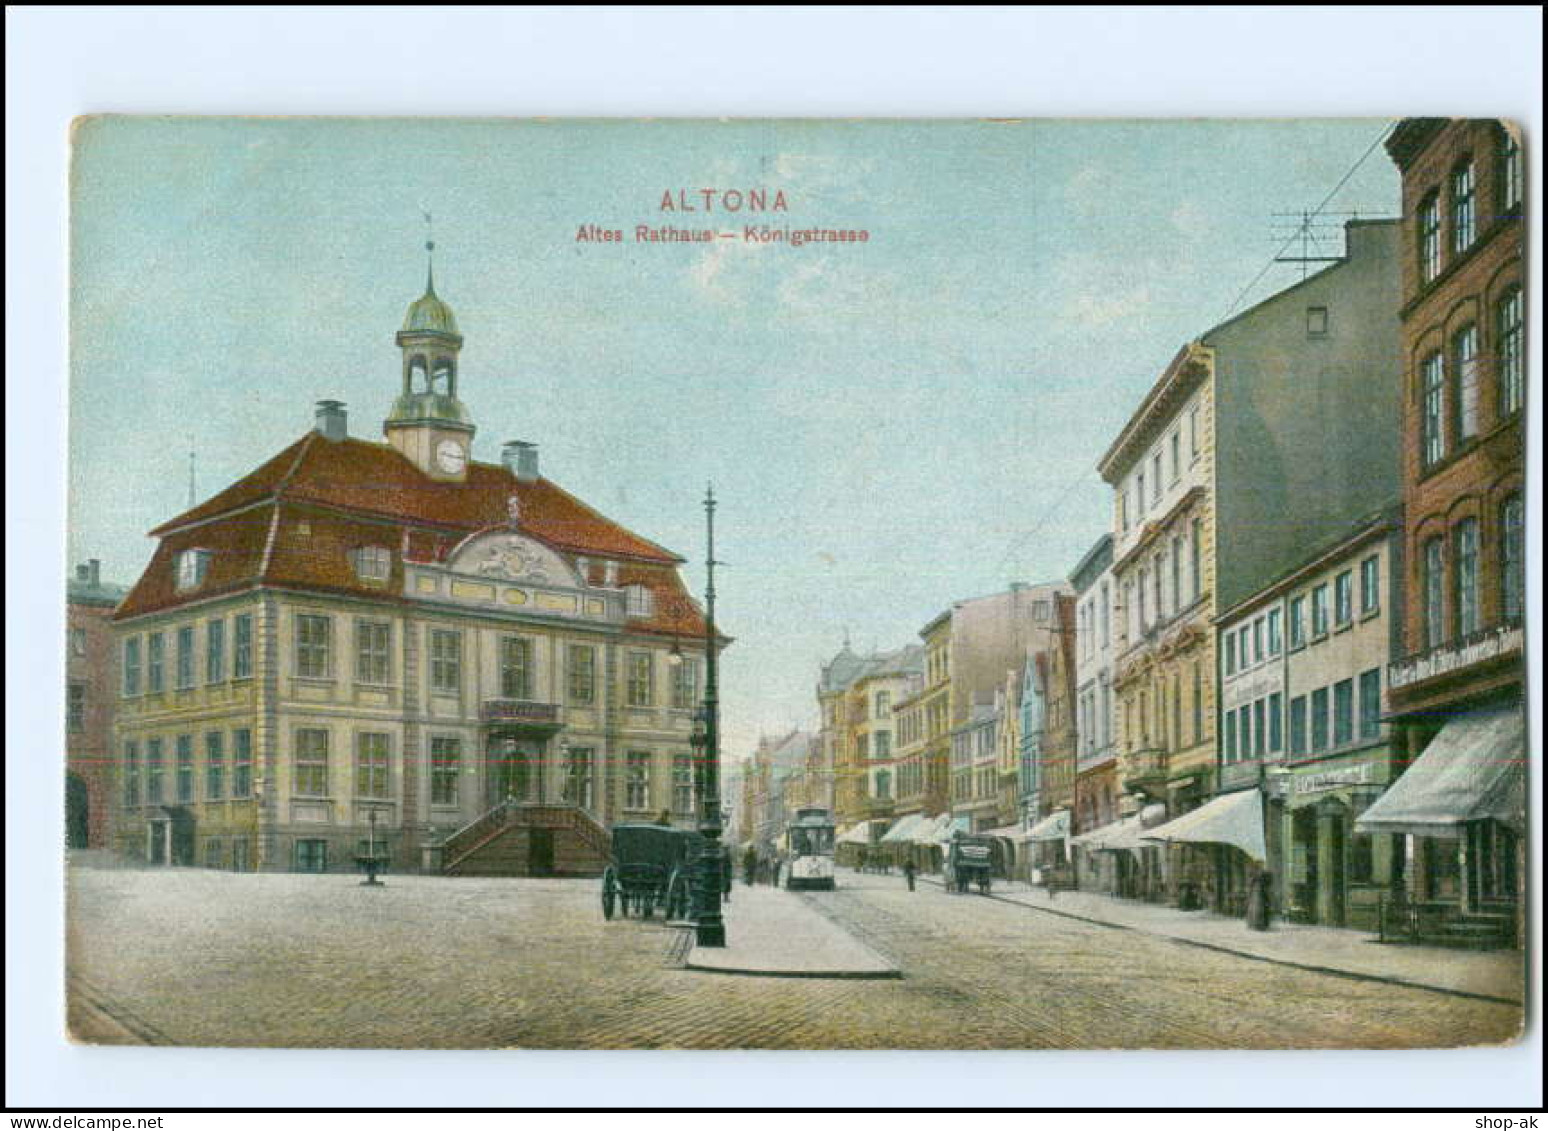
903;858;917;892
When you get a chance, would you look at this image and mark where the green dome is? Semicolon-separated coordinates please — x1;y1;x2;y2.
401;287;460;337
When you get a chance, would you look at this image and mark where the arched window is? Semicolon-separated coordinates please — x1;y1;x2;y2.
408;355;429;393
1452;518;1480;639
1496;286;1523;417
1422;536;1445;649
431;356;455;394
1500;495;1523;623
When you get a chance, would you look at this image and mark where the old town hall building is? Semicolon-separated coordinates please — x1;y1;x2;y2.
112;268;716;875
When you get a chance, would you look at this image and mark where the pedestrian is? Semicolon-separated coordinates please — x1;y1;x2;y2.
903;859;917;892
773;856;783;889
720;848;733;903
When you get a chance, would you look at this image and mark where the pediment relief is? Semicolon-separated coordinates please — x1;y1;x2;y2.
447;530;579;588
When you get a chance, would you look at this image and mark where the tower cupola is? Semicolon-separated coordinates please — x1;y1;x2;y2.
384;225;476;481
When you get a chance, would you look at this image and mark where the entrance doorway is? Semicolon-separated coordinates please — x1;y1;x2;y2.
487;734;545;806
66;773;90;849
529;828;555;876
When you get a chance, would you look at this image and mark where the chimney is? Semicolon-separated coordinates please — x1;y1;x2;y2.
503;440;539;482
89;559;101;588
315;400;348;441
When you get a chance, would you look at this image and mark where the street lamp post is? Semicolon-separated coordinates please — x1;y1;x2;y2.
692;484;726;947
359;806;386;887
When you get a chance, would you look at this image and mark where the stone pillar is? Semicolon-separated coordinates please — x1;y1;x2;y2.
1315;799;1345;926
163;820;174;867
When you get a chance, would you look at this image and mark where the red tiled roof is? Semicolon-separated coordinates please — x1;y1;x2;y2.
119;432;708;634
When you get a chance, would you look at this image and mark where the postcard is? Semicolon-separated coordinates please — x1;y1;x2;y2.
64;116;1528;1051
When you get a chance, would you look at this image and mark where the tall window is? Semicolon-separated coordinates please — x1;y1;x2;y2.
1499;127;1522;212
294;729;329;796
500;636;534;699
1253;699;1266;757
1251;618;1263;663
626;652;653;707
296;615;331;679
1310;687;1329;751
1289;696;1307;756
355;733;390;798
1311;585;1330;637
1453;324;1479;442
1450;161;1475;253
1333;679;1354;747
1137;567;1148;628
1497;286;1523;416
1136;472;1146;519
1501;494;1524;622
1170;432;1181;483
147;632;165;693
564;745;594;810
1191;662;1202;745
1224;633;1237;676
1171;537;1183;611
205;731;224;799
625;751;650;810
567;644;596;704
1266;608;1282;656
176;735;193;803
1421;352;1446;466
146;738;165;802
67;684;85;732
672;753;694;816
1289;596;1305;649
1099;582;1110;646
123;637;142;696
1334;571;1353;626
672;657;700;710
233;614;253;679
175;626;195;689
1418;193;1441;282
430;737;461;806
1224;710;1236;762
1151;454;1162;503
1268;692;1283;753
206;619;225;684
1190;518;1202;601
232;729;252;798
1454;518;1479;638
1358;669;1381;739
1423;537;1445;648
430;630;462;694
123;741;140;807
355;620;391;685
1189;405;1200;457
1360;555;1380;615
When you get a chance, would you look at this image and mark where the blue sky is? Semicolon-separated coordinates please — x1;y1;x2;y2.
70;117;1400;756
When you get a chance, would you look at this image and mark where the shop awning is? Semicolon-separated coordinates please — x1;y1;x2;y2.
836;822;872;845
1027;809;1070;842
1142;788;1266;862
1071;814;1140;853
910;815;952;844
880;814;926;843
981;822;1030;842
1356;704;1525;838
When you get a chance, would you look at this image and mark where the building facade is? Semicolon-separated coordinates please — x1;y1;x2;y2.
67;560;129;849
1365;119;1526;940
1071;536;1119;890
112;272;719;875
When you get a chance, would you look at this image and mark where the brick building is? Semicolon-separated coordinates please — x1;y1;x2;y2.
1357;119;1526;944
67;560;129;849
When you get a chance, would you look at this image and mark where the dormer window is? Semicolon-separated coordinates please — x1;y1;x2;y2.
625;584;654;618
175;549;211;591
352;545;392;581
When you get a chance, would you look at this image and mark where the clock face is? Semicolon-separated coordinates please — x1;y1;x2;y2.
435;439;466;473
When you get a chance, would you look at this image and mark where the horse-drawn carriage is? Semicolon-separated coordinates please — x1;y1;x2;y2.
600;823;705;920
944;832;995;895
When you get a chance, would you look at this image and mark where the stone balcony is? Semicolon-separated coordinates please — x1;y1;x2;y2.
1118;747;1169;797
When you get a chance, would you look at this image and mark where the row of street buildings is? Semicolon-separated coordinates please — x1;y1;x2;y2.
777;119;1527;945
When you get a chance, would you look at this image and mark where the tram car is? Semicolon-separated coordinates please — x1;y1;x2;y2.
783;807;837;891
600;823;704;920
945;832;995;895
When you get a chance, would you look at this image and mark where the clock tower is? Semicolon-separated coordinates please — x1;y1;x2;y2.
384;257;475;482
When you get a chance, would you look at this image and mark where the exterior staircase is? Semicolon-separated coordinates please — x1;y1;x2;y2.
441;801;612;878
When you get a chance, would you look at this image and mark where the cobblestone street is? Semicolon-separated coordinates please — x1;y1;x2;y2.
67;864;1523;1050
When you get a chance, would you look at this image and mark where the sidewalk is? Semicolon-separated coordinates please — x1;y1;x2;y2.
962;879;1524;1004
683;885;899;979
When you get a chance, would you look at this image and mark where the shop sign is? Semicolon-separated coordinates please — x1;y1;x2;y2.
1292;762;1378;795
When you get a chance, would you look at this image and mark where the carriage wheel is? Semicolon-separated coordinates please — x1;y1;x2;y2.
601;868;618;920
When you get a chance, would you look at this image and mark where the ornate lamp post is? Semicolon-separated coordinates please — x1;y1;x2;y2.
358;806;386;887
691;484;726;947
